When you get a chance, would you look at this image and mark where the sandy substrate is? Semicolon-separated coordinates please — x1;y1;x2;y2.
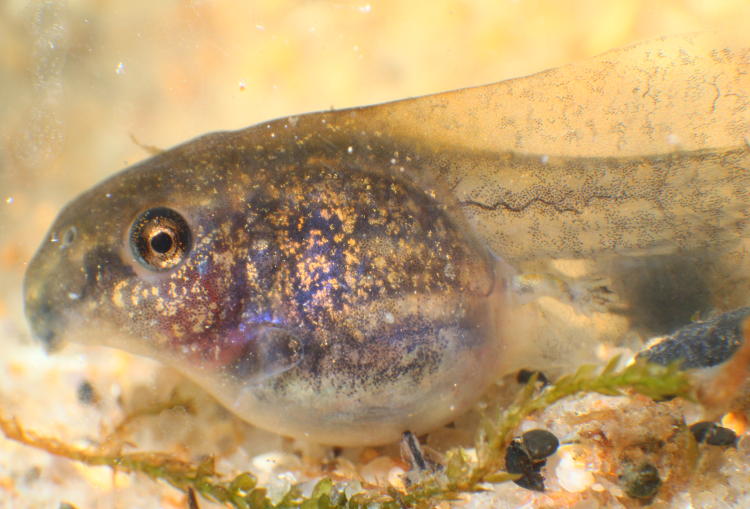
3;1;750;508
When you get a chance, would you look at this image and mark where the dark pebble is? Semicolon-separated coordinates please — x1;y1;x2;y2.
619;462;662;500
516;369;549;386
522;429;559;460
637;307;750;369
505;440;545;492
77;380;96;405
690;421;738;446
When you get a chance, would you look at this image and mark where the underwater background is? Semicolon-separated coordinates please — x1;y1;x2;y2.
2;1;750;507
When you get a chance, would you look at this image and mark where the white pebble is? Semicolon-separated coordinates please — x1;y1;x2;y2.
555;446;594;493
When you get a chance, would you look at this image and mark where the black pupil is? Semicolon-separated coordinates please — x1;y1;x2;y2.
130;207;191;271
150;231;174;254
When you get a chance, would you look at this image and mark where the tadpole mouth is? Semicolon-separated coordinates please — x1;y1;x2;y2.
23;281;65;352
22;294;62;352
23;243;74;353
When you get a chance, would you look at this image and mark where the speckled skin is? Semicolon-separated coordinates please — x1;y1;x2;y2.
24;121;509;445
23;35;750;445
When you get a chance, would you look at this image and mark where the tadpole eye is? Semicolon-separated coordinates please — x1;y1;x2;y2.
129;207;191;271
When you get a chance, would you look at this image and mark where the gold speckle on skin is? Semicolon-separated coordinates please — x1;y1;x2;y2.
130;290;140;307
111;280;127;309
